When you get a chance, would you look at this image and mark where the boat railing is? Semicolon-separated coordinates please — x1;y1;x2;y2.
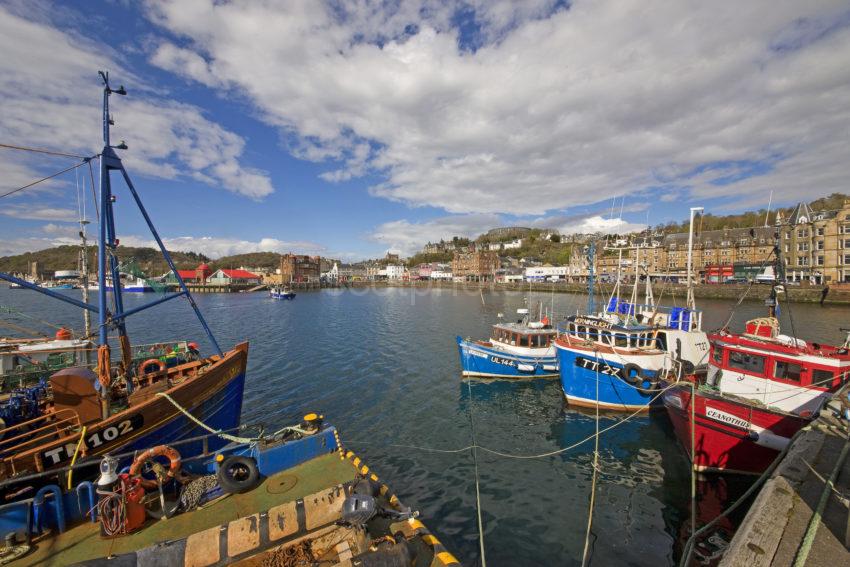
0;409;82;470
605;298;702;332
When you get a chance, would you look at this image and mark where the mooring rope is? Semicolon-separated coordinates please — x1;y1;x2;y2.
581;352;602;565
156;392;261;444
465;379;488;567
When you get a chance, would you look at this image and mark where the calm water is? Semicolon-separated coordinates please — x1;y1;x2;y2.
1;285;847;566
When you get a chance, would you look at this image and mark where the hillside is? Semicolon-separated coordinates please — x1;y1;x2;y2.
208;252;282;271
0;245;210;277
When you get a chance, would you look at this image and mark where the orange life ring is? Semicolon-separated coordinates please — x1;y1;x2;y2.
139;358;166;375
129;445;182;489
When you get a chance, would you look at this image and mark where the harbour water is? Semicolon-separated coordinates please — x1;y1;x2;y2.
1;285;847;566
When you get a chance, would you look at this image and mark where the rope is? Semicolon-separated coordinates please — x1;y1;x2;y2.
67;426;87;491
581;353;601;565
96;486;126;537
465;380;487;567
792;429;850;567
156;392;261;444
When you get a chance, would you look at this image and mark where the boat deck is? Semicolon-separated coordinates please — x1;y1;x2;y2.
17;452;357;566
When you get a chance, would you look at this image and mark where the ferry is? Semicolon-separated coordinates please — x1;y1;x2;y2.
457;308;558;378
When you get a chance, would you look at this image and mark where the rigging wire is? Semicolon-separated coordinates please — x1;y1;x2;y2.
0;143;88;159
581;353;602;565
0;159;92;199
465;380;488;567
87;158;100;221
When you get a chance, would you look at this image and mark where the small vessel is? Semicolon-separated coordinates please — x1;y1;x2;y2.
0;72;248;482
0;416;458;566
269;285;296;300
555;209;710;411
663;241;849;473
457;306;559;378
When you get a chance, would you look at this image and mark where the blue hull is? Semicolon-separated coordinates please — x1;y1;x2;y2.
556;346;661;411
119;371;245;462
457;336;558;378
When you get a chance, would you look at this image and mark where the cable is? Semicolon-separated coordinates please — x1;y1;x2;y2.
0;143;88;159
581;353;601;565
0;160;92;199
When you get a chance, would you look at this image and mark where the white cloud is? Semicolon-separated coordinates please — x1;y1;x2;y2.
557;215;646;236
0;205;78;222
143;0;850;214
0;5;273;199
370;213;502;256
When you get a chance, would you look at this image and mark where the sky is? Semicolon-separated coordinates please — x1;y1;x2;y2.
0;0;848;260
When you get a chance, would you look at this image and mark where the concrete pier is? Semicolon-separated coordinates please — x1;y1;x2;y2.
719;386;850;567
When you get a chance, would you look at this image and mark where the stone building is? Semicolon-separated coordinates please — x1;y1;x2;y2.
280;253;320;283
452;251;499;281
778;200;850;284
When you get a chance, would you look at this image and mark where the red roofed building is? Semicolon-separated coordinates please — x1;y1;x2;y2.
207;269;262;285
166;263;212;284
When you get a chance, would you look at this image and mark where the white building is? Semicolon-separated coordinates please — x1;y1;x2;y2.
488;238;523;251
525;265;568;282
322;262;339;281
383;264;405;280
430;270;453;280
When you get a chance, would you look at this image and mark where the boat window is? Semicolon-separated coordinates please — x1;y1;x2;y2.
655;332;667;351
614;334;628;348
511;333;517;346
774;360;802;383
711;346;723;364
812;369;835;387
600;331;612;345
577;325;587;339
530;334;541;348
728;350;765;375
588;327;599;342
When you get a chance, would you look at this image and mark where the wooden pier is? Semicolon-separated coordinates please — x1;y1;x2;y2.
719;384;850;567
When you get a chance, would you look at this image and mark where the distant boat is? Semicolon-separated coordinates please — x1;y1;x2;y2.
457;307;559;378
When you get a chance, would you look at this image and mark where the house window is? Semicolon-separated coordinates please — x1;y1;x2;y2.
816;241;824;250
728;350;765;374
845;255;850;265
784;244;789;253
774;360;802;382
817;256;824;266
797;243;809;252
817;227;825;236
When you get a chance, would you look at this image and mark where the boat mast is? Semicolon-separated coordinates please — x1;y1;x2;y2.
629;245;640;309
686;207;703;311
79;219;91;339
586;241;596;315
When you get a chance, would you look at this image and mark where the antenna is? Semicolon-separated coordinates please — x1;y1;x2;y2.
764;190;773;227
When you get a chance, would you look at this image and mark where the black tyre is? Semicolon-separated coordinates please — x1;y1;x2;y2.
620;363;643;385
217;456;260;494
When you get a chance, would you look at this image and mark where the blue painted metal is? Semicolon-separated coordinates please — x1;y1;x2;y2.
33;485;66;534
0;273;98;313
555;345;661;410
457;336;559;379
75;481;97;523
252;427;337;477
110;291;186;323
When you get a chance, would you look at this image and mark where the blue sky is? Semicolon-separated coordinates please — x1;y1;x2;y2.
1;0;849;259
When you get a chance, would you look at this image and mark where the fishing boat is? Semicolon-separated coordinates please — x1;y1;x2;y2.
663;244;850;473
269;285;296;300
457;306;559;378
0;415;459;566
0;72;248;483
555;209;710;411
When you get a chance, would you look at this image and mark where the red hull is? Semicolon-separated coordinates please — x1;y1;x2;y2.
663;386;810;474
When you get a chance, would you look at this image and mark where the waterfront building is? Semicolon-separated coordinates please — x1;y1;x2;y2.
430;269;453;280
383;264;406;280
524;265;568;282
165;263;211;284
280;253;320;283
207;268;261;285
452;250;499;281
778;200;849;284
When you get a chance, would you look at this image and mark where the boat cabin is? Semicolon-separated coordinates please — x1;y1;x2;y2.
561;316;661;352
490;323;557;349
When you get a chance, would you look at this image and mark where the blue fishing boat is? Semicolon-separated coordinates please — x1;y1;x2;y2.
0;72;247;480
457;308;559;378
269;286;296;300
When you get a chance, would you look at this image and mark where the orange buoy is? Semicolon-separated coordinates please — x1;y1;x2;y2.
55;327;72;340
129;445;182;489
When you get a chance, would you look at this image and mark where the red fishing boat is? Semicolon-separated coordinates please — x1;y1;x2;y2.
664;245;850;474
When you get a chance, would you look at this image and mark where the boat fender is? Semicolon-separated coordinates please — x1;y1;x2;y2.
130;445;182;490
216;455;260;494
620;363;644;385
139;358;166;375
679;360;696;376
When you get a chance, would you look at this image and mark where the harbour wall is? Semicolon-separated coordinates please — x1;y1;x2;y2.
343;280;847;305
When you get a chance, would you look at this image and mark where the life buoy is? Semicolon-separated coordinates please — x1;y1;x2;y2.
139;358;166;375
620;363;644;385
130;445;182;489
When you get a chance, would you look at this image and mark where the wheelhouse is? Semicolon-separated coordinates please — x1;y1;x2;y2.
562;317;660;351
490;324;556;349
709;340;850;391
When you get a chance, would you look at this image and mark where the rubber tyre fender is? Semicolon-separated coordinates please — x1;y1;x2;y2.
620;363;643;385
217;456;260;494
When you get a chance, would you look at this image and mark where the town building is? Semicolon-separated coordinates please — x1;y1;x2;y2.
165;263;211;284
525;265;568;282
452;251;499;281
280;253;320;283
206;269;261;285
778;200;850;284
430;269;453;280
487;238;523;251
383;264;405;280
